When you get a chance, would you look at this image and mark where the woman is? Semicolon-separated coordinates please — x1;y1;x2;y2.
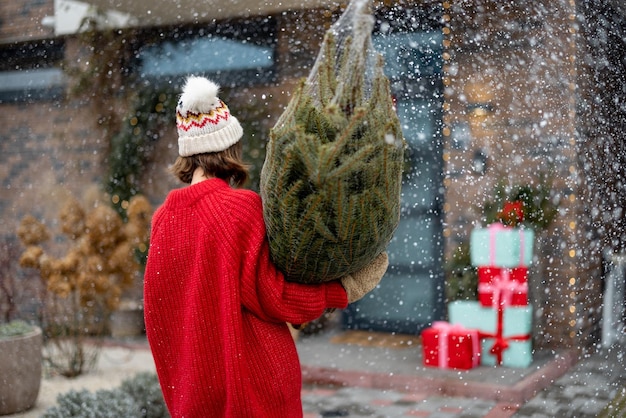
144;76;388;417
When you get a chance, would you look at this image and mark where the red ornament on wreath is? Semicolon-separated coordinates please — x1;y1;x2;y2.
497;201;524;227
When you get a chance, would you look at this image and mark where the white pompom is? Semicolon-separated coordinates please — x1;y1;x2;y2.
179;76;220;113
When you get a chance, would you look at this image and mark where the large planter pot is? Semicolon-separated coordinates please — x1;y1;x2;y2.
0;326;42;415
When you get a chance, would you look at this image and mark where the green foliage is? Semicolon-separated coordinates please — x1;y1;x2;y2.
43;372;169;418
444;243;478;302
261;6;405;283
482;176;559;231
63;19;164;220
0;320;34;338
43;389;139;418
107;89;176;218
120;372;170;418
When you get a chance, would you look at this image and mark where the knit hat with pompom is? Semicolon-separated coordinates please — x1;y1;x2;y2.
176;76;243;157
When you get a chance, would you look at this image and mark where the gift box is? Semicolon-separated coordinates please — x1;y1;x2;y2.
448;301;533;368
422;321;480;370
470;223;534;267
478;267;528;307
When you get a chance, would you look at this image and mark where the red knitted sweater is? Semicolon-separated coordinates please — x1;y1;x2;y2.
144;178;348;418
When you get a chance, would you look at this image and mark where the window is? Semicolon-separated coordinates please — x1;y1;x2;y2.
0;40;66;103
135;18;277;87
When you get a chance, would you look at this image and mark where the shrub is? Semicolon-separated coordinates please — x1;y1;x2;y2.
18;193;152;377
120;372;169;418
42;389;139;418
42;372;169;418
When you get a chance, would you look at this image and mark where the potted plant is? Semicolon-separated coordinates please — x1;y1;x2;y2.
0;320;43;415
0;236;43;415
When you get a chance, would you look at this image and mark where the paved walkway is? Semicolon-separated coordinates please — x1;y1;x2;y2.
297;330;626;418
302;385;506;417
6;329;625;417
514;343;626;417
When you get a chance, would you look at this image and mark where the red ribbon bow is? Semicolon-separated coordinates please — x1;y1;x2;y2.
478;307;531;365
478;268;528;308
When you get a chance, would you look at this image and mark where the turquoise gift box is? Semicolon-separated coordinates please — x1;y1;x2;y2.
448;301;533;368
470;224;534;267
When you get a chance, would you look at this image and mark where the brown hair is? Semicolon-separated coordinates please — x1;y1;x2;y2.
170;142;250;187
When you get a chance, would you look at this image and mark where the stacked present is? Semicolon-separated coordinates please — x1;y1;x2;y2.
422;321;481;370
423;201;535;369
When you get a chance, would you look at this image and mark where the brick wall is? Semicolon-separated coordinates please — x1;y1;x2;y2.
575;0;626;348
441;0;625;350
0;95;109;234
0;0;54;43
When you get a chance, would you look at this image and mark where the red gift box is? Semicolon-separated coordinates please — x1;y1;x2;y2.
422;321;480;370
478;267;528;308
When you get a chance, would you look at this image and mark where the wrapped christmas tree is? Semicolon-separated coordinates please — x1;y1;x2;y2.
260;0;405;283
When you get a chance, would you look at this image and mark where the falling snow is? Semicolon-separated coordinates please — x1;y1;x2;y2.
1;0;626;416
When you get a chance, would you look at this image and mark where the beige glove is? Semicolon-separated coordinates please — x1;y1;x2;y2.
341;252;389;303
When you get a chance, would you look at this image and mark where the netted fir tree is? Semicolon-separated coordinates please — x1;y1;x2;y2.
260;0;405;283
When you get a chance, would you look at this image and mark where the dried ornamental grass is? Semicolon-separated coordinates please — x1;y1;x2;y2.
17;215;49;246
18;194;152;310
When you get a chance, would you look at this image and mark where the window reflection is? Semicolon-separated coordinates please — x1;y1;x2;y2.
138;37;274;77
134;20;277;86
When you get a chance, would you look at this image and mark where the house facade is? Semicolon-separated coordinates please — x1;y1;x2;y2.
1;0;624;352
